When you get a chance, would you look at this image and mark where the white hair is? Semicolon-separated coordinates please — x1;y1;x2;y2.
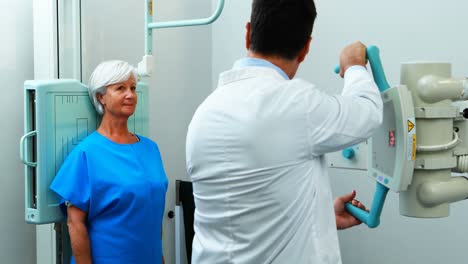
88;60;138;115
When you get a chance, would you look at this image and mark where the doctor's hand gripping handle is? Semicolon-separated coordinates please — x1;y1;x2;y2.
345;183;389;228
335;45;391;228
334;45;390;92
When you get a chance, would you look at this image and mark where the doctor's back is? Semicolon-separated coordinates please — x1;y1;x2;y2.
186;70;347;263
185;0;382;263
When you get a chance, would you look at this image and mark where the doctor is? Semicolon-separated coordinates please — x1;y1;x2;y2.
186;0;383;263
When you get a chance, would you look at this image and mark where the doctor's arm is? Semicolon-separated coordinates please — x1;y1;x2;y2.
307;44;383;155
67;205;92;264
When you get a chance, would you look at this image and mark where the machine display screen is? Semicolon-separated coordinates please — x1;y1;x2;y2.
371;101;396;177
367;85;415;192
389;130;396;147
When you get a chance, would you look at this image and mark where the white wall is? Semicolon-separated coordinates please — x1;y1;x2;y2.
212;1;468;263
150;2;213;264
0;0;36;263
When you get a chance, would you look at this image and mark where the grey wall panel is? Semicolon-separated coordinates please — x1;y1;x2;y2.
0;0;36;263
81;0;145;81
150;2;213;263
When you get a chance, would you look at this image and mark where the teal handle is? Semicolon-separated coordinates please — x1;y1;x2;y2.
20;130;37;167
336;46;390;227
145;0;225;55
345;182;389;228
366;46;391;91
148;0;225;29
335;45;391;92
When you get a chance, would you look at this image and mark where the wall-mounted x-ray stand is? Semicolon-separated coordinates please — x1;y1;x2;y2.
26;1;224;264
30;1;84;263
21;79;149;263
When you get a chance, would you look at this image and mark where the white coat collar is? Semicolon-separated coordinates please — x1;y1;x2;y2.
219;58;289;86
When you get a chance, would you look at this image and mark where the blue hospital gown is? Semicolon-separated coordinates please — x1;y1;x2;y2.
50;131;168;264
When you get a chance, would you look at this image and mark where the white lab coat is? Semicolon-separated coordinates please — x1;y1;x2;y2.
186;61;383;264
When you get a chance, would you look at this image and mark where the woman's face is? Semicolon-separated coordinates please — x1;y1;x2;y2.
99;75;138;118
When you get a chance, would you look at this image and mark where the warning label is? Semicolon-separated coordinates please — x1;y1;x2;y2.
408;120;415;133
407;118;416;161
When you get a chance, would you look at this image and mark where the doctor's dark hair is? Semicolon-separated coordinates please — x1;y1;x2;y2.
249;0;317;60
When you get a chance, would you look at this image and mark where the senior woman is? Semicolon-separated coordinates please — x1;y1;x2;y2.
50;60;168;264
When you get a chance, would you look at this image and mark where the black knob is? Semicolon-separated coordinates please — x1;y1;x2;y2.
463;108;468;119
167;211;175;219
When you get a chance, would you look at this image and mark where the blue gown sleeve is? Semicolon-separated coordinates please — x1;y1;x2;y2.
153;142;169;193
50;147;91;213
